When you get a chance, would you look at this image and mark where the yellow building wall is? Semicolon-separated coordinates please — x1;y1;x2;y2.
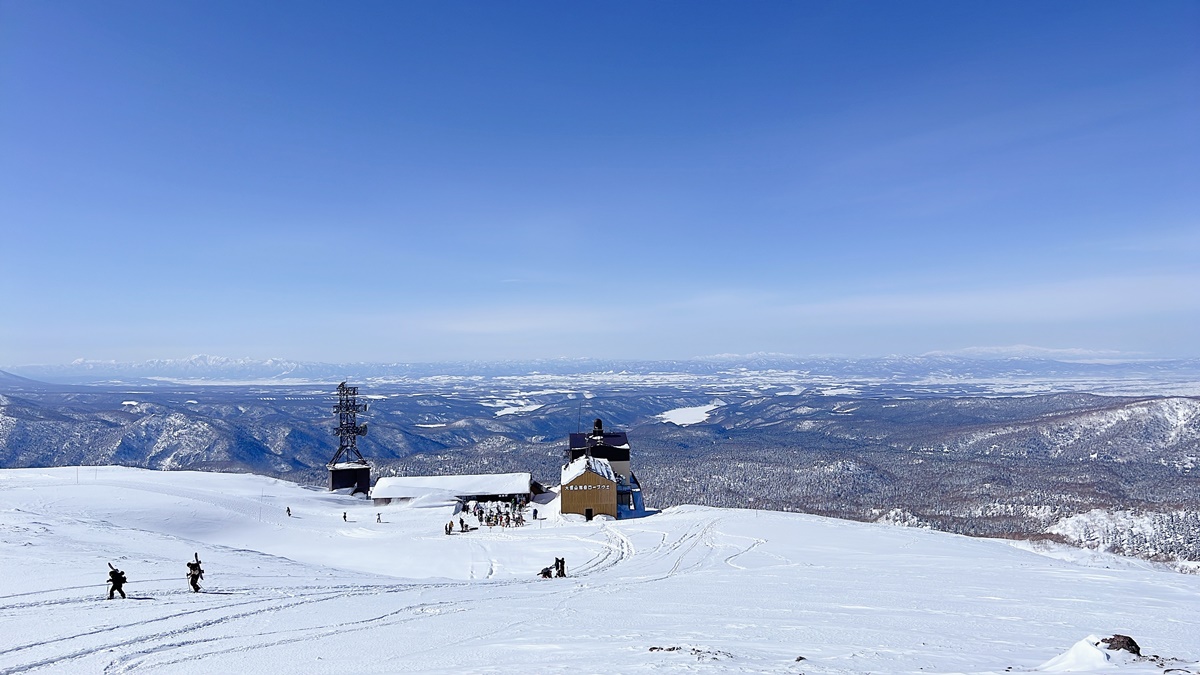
560;470;618;519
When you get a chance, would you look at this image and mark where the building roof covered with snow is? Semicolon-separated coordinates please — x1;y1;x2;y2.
561;455;616;486
372;473;532;501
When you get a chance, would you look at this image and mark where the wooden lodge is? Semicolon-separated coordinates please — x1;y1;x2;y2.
560;455;619;520
560;418;646;519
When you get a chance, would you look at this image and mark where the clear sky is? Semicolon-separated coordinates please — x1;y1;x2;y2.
1;1;1197;364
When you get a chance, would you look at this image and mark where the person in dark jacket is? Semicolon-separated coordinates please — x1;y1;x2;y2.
107;565;127;599
186;554;204;592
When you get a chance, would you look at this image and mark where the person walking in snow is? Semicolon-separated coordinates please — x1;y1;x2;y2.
459;517;466;532
107;564;127;599
186;554;204;592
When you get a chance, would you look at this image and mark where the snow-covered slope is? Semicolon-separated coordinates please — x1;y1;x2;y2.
1;467;1197;674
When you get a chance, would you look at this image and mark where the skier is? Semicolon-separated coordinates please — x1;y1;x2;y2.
107;564;127;599
286;507;291;517
186;553;204;592
376;513;381;523
532;508;538;520
555;557;566;578
342;512;347;522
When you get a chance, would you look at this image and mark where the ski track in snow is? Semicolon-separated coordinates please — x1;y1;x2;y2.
1;468;1198;674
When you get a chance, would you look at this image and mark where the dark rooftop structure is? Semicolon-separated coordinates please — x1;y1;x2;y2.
568;419;630;463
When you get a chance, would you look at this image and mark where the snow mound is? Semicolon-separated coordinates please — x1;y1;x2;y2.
1037;635;1123;672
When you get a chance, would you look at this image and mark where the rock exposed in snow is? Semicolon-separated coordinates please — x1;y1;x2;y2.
1102;634;1142;656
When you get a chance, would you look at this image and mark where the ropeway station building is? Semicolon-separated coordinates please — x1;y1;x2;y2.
559;418;646;520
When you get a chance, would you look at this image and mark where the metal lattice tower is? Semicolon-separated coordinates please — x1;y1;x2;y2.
328;381;369;468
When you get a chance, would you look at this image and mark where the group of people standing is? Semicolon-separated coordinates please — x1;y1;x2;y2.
443;499;533;535
472;500;526;529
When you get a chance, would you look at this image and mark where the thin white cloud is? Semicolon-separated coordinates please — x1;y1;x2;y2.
773;275;1200;325
922;345;1130;359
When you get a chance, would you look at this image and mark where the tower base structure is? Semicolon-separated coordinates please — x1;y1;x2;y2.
329;462;371;495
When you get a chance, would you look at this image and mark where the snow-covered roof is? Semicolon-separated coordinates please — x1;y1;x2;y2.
560;455;616;486
372;473;532;499
329;462;369;471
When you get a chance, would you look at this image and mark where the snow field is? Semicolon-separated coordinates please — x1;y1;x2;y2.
0;467;1198;674
656;401;722;426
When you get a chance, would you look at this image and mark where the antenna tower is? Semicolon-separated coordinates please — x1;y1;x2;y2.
328;381;369;468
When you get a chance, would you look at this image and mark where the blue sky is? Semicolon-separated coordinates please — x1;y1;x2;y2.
2;1;1197;363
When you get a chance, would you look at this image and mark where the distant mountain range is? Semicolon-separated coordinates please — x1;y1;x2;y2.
2;367;1199;561
6;354;1200;387
3;356;1199;564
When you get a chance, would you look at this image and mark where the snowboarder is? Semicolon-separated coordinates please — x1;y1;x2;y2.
538;566;553;579
107;564;127;599
186;553;204;592
342;512;347;522
555;557;566;578
376;513;381;523
286;507;291;517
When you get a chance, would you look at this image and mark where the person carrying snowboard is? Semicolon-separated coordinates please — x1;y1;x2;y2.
186;553;204;592
107;564;127;599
